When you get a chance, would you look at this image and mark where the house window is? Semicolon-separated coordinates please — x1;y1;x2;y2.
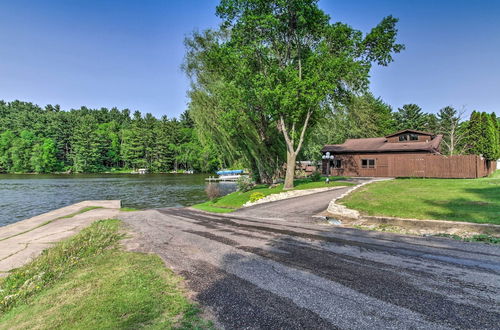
361;159;375;168
399;133;419;141
331;159;342;168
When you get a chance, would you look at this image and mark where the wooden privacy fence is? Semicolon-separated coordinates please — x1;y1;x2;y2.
324;154;496;178
389;154;496;178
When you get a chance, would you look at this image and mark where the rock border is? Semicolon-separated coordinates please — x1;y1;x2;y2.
243;186;347;208
326;178;393;219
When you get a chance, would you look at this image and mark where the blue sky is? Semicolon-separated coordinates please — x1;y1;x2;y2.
0;0;498;118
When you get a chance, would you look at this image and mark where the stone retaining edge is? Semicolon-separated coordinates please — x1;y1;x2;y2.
344;215;500;235
0;200;122;239
326;178;393;219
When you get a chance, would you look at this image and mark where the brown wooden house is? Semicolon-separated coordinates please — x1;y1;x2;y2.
321;129;496;178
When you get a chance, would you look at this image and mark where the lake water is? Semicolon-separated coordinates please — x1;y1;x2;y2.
0;174;236;227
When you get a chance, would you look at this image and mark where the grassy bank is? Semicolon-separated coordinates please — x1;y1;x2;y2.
0;219;209;329
341;171;500;225
193;177;352;213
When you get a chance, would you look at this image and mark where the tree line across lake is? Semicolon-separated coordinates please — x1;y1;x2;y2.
0;98;497;174
0;100;220;173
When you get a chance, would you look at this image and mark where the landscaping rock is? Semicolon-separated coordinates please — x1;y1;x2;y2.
243;186;345;208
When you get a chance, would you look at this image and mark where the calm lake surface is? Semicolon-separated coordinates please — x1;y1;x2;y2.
0;174;236;227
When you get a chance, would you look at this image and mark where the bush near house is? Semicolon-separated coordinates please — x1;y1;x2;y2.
249;192;265;203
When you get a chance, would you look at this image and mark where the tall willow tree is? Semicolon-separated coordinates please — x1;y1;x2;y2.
186;0;404;188
185;30;286;183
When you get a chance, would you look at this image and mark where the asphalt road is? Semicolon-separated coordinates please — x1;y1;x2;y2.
231;187;350;222
120;193;500;329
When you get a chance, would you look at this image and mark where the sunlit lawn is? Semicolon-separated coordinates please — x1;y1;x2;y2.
193;177;352;213
340;171;500;224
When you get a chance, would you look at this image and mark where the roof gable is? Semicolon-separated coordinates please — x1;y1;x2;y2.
322;132;442;153
385;129;435;138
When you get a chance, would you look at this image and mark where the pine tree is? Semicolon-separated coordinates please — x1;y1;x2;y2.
120;111;146;169
490;112;500;159
480;112;498;160
71;115;103;172
150;116;175;172
464;111;482;155
393;104;428;131
464;111;500;160
424;113;439;133
96;121;121;168
143;113;157;169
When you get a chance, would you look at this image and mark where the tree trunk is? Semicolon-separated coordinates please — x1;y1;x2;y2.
283;151;296;190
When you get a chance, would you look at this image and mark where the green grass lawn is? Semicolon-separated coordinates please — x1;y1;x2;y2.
193;177;352;213
340;171;500;224
0;219;209;329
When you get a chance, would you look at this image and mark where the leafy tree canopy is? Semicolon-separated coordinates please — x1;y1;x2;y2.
186;0;404;187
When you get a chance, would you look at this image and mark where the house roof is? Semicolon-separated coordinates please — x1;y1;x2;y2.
321;134;443;153
385;129;435;138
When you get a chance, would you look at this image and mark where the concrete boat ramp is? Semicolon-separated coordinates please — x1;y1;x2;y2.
0;200;121;277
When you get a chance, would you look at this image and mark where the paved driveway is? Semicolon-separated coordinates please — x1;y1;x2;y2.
120;196;500;329
231;186;349;222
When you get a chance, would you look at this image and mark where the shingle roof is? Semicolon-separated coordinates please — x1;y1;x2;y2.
321;134;443;153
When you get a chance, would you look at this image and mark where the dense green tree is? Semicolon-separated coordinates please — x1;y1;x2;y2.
0;130;14;172
187;0;404;188
424;113;439;133
491;112;500;159
96;121;121;168
464;111;499;160
393;104;428;131
464;111;483;155
10;130;37;172
31;138;59;173
121;129;146;169
480;112;499;160
71;115;102;173
149;116;175;172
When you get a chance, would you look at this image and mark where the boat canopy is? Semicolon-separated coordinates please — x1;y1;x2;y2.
216;170;243;175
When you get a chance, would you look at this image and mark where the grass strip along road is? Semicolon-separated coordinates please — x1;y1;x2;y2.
0;219;210;329
193;177;353;213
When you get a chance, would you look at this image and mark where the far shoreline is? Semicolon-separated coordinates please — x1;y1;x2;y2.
0;171;210;175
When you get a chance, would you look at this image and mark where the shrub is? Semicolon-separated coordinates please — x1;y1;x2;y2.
237;176;254;192
205;183;220;201
249;192;265;203
309;171;322;182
